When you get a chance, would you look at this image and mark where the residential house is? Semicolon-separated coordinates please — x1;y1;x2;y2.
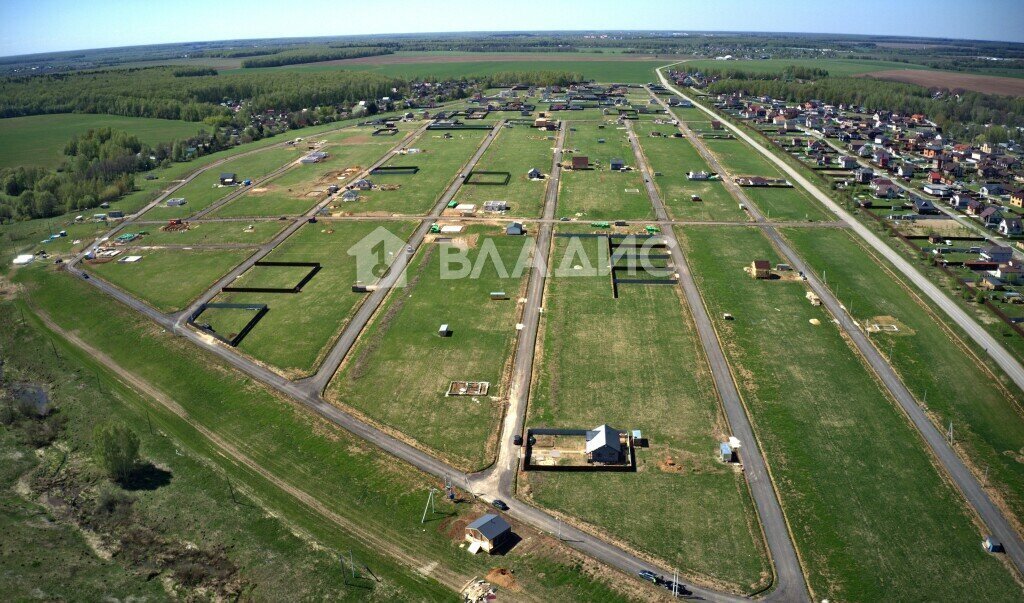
950;193;973;210
1011;190;1024;208
854;167;875;184
979;206;1004;228
993;263;1023;284
923;183;951;197
464;514;512;555
896;164;915;178
838;156;858;169
999;217;1023;237
913;197;939;214
980;183;1005;197
585;424;623;463
981;245;1013;263
751;259;772;279
871;178;900;199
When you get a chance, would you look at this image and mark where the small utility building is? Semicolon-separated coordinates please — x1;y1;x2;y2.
220;173;238;185
751;260;772;279
465;514;511;554
610;158;625;171
571;156;589;170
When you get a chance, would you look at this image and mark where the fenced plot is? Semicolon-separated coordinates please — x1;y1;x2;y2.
370;166;420;175
222;261;321;293
189;302;269;346
464;171;512;185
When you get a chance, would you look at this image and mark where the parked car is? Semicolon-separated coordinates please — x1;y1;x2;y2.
637;570;659;583
513;435;523;446
491;499;509;511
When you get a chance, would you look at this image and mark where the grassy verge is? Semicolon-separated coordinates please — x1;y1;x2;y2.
677;225;1020;601
524;234;771;593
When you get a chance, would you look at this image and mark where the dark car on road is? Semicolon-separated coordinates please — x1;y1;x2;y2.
513;435;523;446
491;499;509;511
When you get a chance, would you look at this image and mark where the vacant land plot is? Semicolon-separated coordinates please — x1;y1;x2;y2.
347;130;489;215
782;227;1024;525
678;225;1020;601
452;125;553;217
702;138;783;178
329;227;529;470
859;69;1024;96
142;147;303;221
632;122;747;221
558;123;654;220
214;130;402;218
525;234;769;591
740;186;831;222
209;221;414;376
86;247;254;312
0;113;201;169
139;220;285;245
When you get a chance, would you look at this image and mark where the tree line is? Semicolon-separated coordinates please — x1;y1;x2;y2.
240;46;392;68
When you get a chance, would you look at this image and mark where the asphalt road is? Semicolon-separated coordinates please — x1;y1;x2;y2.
625;118;810;602
655;71;1024;577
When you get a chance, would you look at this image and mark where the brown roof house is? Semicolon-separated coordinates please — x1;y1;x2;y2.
751;259;772;279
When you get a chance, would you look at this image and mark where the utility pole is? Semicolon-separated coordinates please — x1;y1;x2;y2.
421;487;437;524
672;568;679;598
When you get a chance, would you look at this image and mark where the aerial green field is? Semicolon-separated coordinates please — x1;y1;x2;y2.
213;131;401;218
558;122;654;220
526;234;770;592
208;221;415;377
782;226;1024;526
678;225;1020;602
329;227;530;470
138;220;285;245
85;247;254;312
739;186;831;221
0;308;430;601
141;147;304;221
0;113;202;169
681;58;929;77
225;53;665;83
17;267;634;602
632;121;748;221
452;124;553;218
347;129;489;215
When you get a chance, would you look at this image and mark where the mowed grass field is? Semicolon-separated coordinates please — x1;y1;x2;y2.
142;146;304;221
782;227;1024;525
329;227;530;470
0;113;202;169
558;122;654;220
138;220;285;245
213;128;406;218
452;125;553;218
18;268;635;602
525;234;770;592
347;129;489;215
209;221;415;377
678;225;1020;601
85;247;254;312
632;121;748;221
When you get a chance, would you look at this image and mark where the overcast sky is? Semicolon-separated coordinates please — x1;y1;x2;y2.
2;0;1023;57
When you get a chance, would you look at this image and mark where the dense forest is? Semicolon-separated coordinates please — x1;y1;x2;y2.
0;67;404;120
240;46;392;68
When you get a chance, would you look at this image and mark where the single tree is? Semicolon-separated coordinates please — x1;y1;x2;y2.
94;422;140;483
